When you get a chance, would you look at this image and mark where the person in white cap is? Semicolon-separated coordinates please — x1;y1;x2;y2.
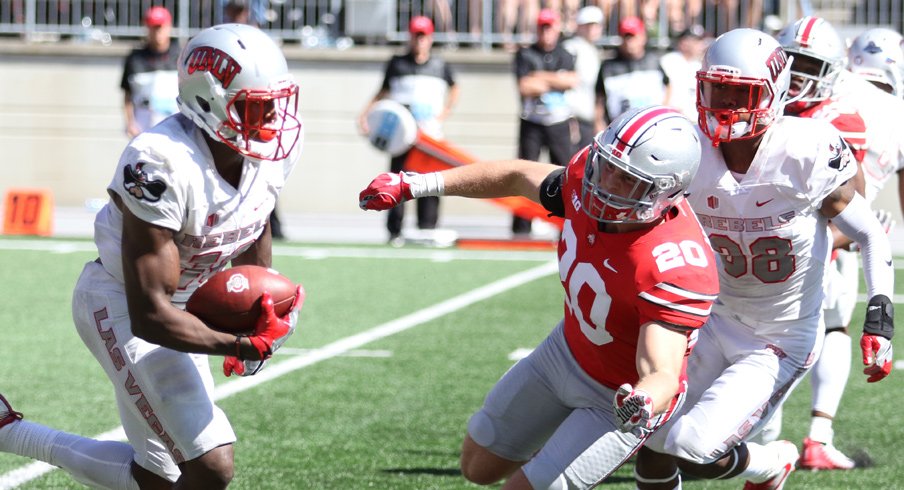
563;6;604;148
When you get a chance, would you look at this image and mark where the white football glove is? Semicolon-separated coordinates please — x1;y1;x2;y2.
613;384;656;437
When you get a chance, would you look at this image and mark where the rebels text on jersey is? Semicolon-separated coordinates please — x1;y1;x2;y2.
94;114;298;304
550;149;719;390
688;117;856;322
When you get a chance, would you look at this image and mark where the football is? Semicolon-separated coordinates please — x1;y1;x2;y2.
186;265;298;334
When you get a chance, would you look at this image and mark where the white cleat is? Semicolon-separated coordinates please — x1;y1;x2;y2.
743;440;800;490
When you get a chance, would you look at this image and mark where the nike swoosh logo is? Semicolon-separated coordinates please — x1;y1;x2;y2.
887;259;893;267
755;199;774;207
603;258;618;273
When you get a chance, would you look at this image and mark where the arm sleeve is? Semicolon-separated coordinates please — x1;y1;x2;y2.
831;192;895;299
539;167;567;217
443;61;456;86
379;58;396;91
514;49;533;79
121;52;134;92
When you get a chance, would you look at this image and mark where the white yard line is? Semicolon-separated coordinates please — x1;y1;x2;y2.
0;261;558;488
0;239;553;262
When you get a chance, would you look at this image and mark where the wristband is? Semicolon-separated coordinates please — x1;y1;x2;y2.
407;172;445;198
234;336;244;360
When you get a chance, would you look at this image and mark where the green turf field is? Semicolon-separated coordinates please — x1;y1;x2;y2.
0;237;902;489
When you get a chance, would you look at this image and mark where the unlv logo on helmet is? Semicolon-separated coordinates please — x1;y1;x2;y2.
185;46;243;89
765;47;788;82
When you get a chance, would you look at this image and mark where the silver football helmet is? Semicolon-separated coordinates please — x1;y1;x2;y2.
177;24;302;162
696;28;790;145
776;16;845;111
847;27;904;97
582;106;701;224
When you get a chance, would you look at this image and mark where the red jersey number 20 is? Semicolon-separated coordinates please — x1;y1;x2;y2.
559;221;710;346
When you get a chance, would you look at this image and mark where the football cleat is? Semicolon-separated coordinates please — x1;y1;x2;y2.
0;394;23;430
799;437;855;470
743;440;799;490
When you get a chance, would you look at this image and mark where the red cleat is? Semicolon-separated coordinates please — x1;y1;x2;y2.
799;437;855;470
0;394;22;430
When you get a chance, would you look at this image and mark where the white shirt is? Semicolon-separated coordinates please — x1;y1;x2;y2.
659;50;700;119
562;35;600;123
688;117;856;322
95;114;298;305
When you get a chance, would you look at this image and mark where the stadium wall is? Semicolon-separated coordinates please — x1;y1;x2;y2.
1;42;902;235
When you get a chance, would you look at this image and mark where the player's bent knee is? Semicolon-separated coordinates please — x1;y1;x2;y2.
663;418;723;465
460;435;519;485
181;444;235;488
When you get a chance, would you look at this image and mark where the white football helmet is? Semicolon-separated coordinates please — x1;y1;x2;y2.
847;27;904;97
696;28;790;145
776;16;845;111
582;106;701;224
177;24;302;162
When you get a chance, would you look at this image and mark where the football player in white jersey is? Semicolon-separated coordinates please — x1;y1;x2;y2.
847;27;904;97
632;29;895;490
360;106;720;489
752;17;904;471
0;24;303;488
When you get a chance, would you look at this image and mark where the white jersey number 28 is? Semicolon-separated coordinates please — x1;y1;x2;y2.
708;234;794;283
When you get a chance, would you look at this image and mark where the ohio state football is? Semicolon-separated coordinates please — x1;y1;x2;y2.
186;265;298;333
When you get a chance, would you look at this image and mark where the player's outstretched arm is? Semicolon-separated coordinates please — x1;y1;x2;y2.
822;182;896;382
359;160;560;211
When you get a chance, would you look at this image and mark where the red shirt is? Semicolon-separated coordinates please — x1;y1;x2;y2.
556;149;720;389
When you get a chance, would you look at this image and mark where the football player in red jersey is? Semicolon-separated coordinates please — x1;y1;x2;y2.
360;105;719;489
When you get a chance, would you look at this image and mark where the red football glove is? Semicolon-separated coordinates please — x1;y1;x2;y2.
359;172;415;211
861;335;893;383
860;294;895;383
224;285;305;377
613;384;656;437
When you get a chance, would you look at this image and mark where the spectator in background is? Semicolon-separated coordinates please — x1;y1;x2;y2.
120;6;180;138
221;0;268;27
223;0;287;238
358;16;459;246
498;0;541;51
512;8;578;236
224;0;253;25
712;0;763;32
659;24;705;118
595;16;670;131
563;6;604;149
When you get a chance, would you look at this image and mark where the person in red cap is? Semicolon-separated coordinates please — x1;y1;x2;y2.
509;8;578;237
358;15;460;246
594;15;670;130
120;6;180;138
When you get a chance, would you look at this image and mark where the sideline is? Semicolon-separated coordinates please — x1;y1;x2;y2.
0;261;558;488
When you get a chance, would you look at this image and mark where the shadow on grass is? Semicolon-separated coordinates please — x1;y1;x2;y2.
381;467;462;477
381;467;637;484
